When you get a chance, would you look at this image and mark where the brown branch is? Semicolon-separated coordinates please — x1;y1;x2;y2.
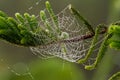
62;26;107;43
37;26;107;48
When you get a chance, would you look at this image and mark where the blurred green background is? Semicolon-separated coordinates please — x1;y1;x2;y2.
0;0;120;80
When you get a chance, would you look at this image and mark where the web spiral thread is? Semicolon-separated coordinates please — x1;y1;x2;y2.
30;5;105;64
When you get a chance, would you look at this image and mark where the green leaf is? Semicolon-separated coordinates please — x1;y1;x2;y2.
0;10;8;18
15;13;25;24
109;42;120;50
0;16;9;29
108;24;120;34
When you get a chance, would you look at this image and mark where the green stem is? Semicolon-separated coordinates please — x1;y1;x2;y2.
69;4;95;34
40;10;53;31
85;33;111;70
78;25;100;64
108;71;120;80
45;1;61;34
24;13;35;31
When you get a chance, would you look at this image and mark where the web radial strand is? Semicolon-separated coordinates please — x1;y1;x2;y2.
30;5;97;63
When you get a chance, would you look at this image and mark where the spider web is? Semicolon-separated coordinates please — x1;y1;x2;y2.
30;4;106;65
30;6;90;61
0;0;106;80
